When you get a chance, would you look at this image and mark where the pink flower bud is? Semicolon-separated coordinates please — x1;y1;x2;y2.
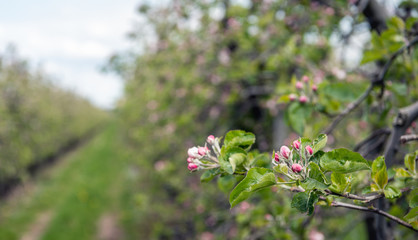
306;145;313;155
312;85;318;91
291;163;303;173
299;96;308;103
188;147;199;158
187;157;193;163
207;135;215;144
289;94;297;101
274;152;280;162
293;140;300;150
302;75;309;83
296;81;303;90
198;146;207;156
280;146;291;159
188;163;198;171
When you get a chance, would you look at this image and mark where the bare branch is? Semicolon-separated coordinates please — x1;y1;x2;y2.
324;188;410;203
323;37;418;135
329;200;417;232
323;84;374;135
400;134;418;144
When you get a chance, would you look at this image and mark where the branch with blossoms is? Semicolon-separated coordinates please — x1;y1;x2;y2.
185;131;418;232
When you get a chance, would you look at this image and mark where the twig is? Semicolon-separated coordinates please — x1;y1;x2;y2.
323;37;418;135
324;188;411;203
323;84;374;134
329;200;417;232
400;134;418;144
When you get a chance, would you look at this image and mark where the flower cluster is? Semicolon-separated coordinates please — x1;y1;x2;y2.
272;138;314;180
187;135;221;171
289;75;318;104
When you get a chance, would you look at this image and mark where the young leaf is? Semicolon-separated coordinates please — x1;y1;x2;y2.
409;189;418;208
291;191;319;215
218;175;239;194
372;156;388;191
219;156;233;174
329;172;351;194
404;207;418;230
301;162;329;191
229;167;276;208
224;130;255;149
229;153;246;173
200;168;220;182
405;152;416;174
273;164;289;175
220;146;247;174
320;148;371;173
395;168;412;178
383;185;401;199
287;102;312;135
312;134;327;155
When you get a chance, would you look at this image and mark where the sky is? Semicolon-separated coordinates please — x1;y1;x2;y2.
0;0;141;109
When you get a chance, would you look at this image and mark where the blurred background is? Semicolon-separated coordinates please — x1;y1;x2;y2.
0;0;417;239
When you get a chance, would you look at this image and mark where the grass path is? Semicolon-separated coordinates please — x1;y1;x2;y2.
0;122;137;240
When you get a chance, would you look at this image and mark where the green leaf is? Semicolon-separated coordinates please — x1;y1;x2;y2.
320;148;371;173
404;207;418;230
229;167;276;208
273;164;289;175
405;152;416;174
291;191;319;215
301;162;329;191
387;16;405;32
200;168;220;182
329;172;351;194
220;146;247;174
224;130;255;149
219;156;233;174
384;185;401;199
395;168;412;178
409;189;418;208
230;153;246;173
287;102;312;135
312;134;327;155
322;82;367;102
372;156;388;191
218;175;239;194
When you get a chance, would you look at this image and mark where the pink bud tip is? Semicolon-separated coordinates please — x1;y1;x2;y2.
291;163;303;173
306;145;313;155
295;81;303;90
188;163;198;171
188;147;199;158
299;96;308;103
302;75;309;83
274;152;280;162
187;157;193;163
198;147;207;156
280;146;291;159
293;140;301;150
289;94;297;101
207;135;215;143
312;85;318;91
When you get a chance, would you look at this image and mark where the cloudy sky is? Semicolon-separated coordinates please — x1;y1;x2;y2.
0;0;142;109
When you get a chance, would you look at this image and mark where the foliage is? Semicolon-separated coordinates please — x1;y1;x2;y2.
110;0;418;239
0;49;106;183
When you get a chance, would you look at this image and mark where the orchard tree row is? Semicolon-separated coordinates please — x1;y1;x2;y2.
0;47;106;191
110;0;418;239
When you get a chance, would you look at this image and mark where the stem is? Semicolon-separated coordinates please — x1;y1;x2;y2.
329;200;417;232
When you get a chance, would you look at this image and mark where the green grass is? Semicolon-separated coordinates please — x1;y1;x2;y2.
0;121;138;240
